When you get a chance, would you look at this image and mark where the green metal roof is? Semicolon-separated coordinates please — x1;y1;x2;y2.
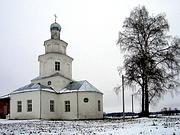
50;22;61;31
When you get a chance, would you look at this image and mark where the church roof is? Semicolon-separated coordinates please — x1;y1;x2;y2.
31;72;72;82
50;22;61;31
59;80;103;94
11;83;55;95
9;81;102;95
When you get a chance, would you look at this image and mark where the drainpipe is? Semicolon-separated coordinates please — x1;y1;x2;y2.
76;89;79;119
39;86;42;119
9;95;11;120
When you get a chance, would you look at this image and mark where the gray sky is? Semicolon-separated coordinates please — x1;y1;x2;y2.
0;0;180;113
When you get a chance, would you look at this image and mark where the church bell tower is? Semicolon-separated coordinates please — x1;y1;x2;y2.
31;17;73;91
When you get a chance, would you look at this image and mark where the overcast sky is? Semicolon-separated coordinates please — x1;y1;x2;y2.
0;0;180;113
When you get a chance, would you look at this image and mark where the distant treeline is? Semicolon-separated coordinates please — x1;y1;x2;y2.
105;110;180;117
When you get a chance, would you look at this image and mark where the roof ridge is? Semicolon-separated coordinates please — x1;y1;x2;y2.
60;80;103;94
11;83;55;95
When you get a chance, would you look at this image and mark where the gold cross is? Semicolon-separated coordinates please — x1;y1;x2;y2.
54;14;57;22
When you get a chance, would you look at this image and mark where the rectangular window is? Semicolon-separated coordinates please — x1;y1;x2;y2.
55;61;60;71
17;101;22;112
65;101;70;112
27;100;32;112
50;100;55;112
98;100;101;111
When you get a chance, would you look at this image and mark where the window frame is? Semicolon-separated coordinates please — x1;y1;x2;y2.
98;100;101;111
50;100;55;112
27;100;32;112
65;101;70;112
48;81;51;85
83;98;89;103
55;61;60;71
17;101;22;112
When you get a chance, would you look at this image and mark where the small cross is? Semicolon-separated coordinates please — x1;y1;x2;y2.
54;14;57;22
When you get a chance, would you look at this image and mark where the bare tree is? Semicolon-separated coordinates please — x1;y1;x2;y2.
117;6;180;117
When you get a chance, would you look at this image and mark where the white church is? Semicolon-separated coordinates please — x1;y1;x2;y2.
8;20;103;120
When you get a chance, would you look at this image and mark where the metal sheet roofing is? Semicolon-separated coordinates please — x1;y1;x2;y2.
6;80;102;95
59;80;102;94
11;83;55;94
0;94;10;99
31;73;72;81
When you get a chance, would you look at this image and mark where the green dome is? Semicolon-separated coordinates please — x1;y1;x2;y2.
50;22;61;31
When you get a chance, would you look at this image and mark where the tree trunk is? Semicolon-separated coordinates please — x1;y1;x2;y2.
141;85;145;115
140;76;149;117
144;78;149;117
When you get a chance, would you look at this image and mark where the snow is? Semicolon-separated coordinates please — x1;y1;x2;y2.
0;94;10;99
0;116;180;135
11;83;56;95
59;80;102;94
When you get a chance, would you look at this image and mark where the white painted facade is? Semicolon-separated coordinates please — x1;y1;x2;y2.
31;22;73;91
59;92;103;120
9;21;103;120
31;73;71;91
10;91;41;119
10;90;103;120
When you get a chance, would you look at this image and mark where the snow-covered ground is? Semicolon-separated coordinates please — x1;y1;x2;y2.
0;116;180;135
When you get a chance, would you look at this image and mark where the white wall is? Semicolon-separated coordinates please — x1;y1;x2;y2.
10;90;103;120
38;51;73;79
78;92;103;119
44;40;67;54
40;91;59;119
59;92;78;120
59;92;103;120
31;75;71;91
10;91;40;119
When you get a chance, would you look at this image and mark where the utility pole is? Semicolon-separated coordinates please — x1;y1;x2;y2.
132;94;134;118
122;75;125;121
